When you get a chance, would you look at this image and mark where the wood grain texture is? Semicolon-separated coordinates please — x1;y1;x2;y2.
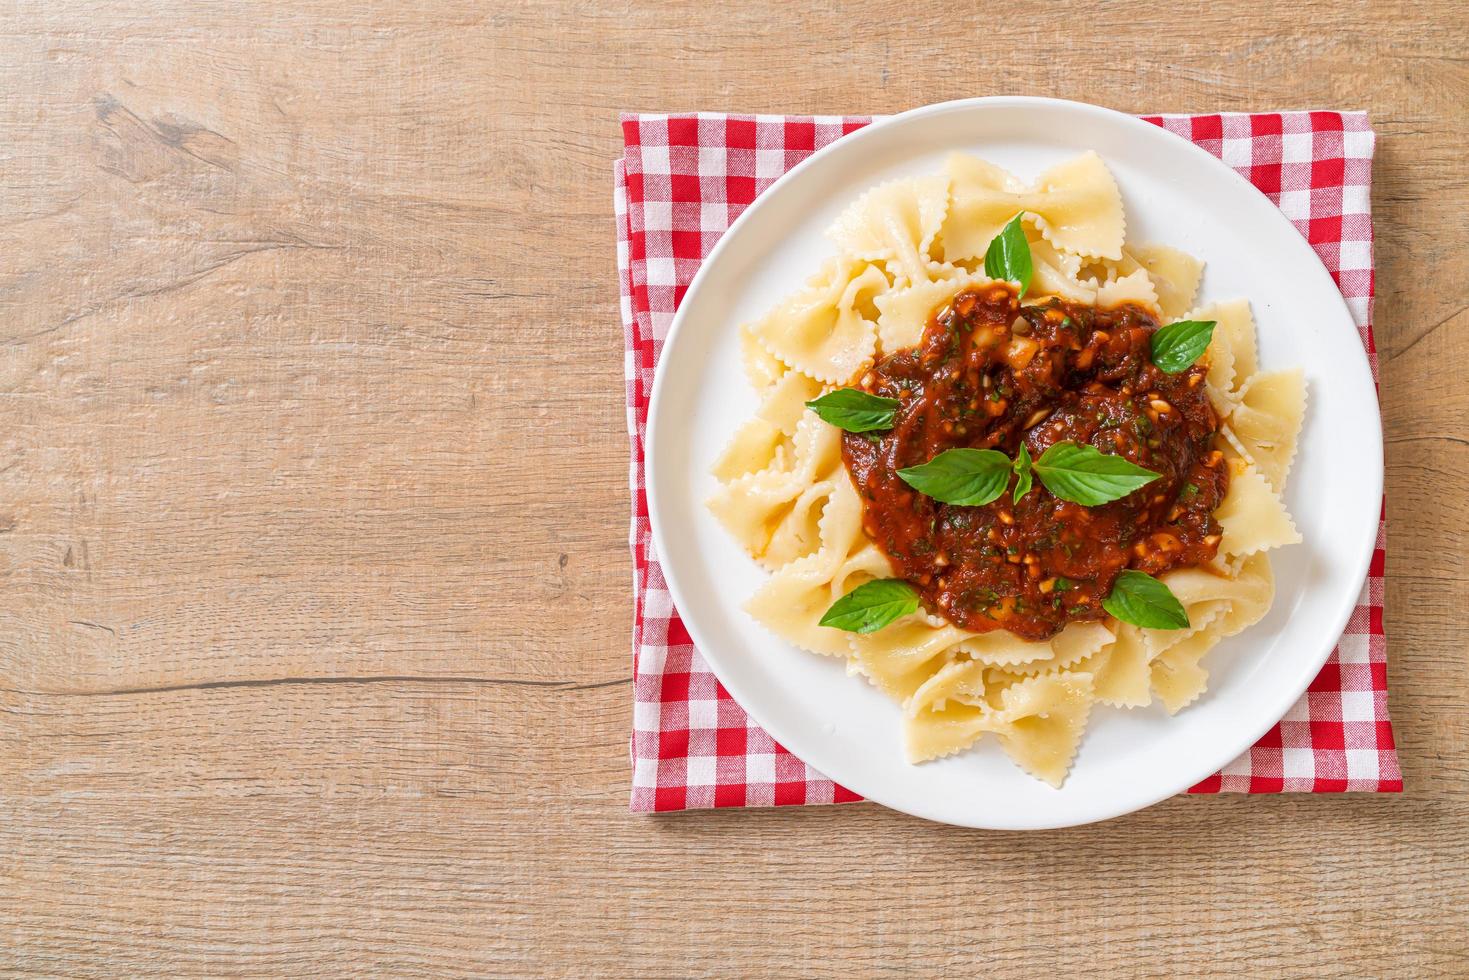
2;0;1466;975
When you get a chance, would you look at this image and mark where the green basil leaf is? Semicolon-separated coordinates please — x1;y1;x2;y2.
805;388;900;433
983;213;1033;296
898;448;1013;506
1150;319;1217;374
1012;442;1034;503
1102;570;1189;630
819;578;920;633
1032;441;1161;506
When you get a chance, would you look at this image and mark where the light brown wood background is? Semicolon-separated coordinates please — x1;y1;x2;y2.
2;0;1466;975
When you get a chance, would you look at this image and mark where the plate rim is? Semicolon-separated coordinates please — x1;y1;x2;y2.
644;96;1382;829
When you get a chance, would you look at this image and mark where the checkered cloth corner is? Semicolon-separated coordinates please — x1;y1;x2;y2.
616;110;1400;814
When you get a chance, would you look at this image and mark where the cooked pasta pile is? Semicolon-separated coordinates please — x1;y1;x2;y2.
708;151;1304;786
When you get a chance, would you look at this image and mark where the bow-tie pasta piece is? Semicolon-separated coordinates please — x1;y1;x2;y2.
747;257;889;384
1190;299;1260;412
1137;599;1230;664
909;656;990;711
1210;552;1276;637
707;411;842;568
1146;604;1232;713
740;323;790;391
1214;458;1302;560
1027;233;1098;303
935;154;1025;262
903;659;1001;763
986;620;1115;677
1223;370;1306;493
1160;553;1276;635
1095;268;1160;313
847;612;978;702
709;420;787;485
1148;553;1276;711
1081;245;1204;321
934;236;1094;305
874;272;998;353
941;151;1125;264
955;629;1063;669
826;175;950;286
992;671;1099;787
1025;152;1127;261
1087;627;1153;708
710;371;824;482
743;474;878;657
1124;244;1204;320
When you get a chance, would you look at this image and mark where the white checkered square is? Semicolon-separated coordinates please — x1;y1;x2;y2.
1283;746;1317;781
698;144;727;175
633;755;659;789
633;698;661;731
1343;128;1375;158
700;201;729;232
746;752;776;785
687;697;719;729
1336;631;1370;665
1341;689;1376;723
756;147;786;180
641;142;671;175
642;199;672;231
1346;748;1380;782
1281;131;1315;163
645;255;676;287
1276;188;1313;218
1339;238;1373;272
1221;138;1254;169
686;754;717;786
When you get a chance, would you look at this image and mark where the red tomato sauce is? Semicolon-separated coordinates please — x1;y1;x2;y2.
840;285;1229;641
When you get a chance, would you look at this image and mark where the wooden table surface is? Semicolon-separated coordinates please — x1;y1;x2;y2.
3;1;1466;974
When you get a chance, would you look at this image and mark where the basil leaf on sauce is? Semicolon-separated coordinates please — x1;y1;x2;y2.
805;388;900;433
983;213;1033;296
1012;442;1034;503
1032;441;1161;506
898;448;1013;507
1102;570;1190;630
1150;319;1217;374
819;578;920;633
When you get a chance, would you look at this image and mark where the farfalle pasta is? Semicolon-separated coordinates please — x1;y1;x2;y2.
827;176;951;284
942;151;1126;262
745;258;888;384
709;152;1304;787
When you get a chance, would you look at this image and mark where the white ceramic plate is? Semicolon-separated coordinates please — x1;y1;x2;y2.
645;97;1381;829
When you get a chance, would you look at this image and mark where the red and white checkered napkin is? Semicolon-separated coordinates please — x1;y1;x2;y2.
615;110;1401;813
